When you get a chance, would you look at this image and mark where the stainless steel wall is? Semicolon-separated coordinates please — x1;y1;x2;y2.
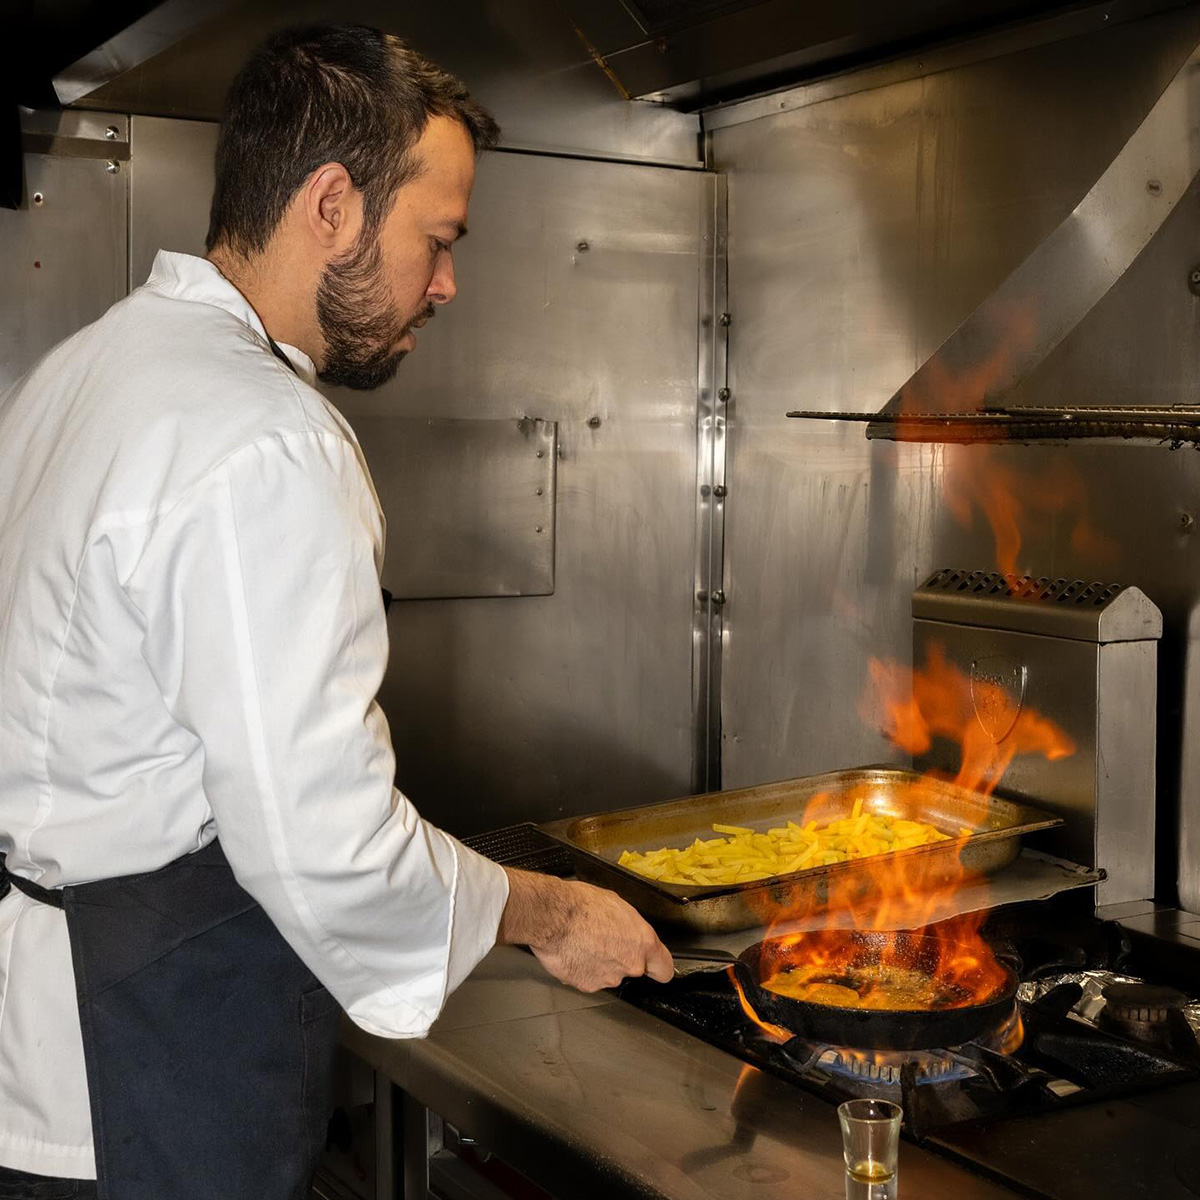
709;6;1200;906
338;153;708;834
1;111;129;390
121;116;708;835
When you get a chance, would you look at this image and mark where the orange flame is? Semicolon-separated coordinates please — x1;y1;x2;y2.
891;299;1116;578
865;643;1074;795
895;302;1038;418
747;642;1074;1023
729;967;792;1044
943;446;1118;578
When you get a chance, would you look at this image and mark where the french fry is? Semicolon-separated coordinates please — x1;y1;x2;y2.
618;811;953;887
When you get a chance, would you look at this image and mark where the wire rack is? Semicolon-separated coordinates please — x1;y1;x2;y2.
461;822;574;877
785;405;1200;446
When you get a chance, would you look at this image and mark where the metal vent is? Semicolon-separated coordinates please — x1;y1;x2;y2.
914;568;1161;643
922;568;1124;607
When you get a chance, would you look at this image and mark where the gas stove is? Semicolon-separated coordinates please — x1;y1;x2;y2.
619;905;1200;1199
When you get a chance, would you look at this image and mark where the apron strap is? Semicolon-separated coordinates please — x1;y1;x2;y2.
0;852;66;909
265;332;297;374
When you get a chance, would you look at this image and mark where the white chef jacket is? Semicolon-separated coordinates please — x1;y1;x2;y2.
0;250;510;1179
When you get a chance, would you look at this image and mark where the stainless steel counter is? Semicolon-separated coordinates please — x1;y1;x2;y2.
342;947;1018;1200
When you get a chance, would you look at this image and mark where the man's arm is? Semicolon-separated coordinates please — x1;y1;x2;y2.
499;868;674;991
127;429;508;1037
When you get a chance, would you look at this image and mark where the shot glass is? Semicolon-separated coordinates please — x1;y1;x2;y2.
838;1098;902;1199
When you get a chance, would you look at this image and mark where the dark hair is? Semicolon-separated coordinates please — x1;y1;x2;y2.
205;24;499;255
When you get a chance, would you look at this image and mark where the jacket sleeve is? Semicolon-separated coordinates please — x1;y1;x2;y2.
126;428;509;1037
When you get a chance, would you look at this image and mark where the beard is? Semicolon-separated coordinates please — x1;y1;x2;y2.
315;231;433;391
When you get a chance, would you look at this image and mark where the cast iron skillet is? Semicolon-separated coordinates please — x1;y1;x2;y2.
679;929;1019;1050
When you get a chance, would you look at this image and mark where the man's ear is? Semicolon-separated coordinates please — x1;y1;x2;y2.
301;162;363;253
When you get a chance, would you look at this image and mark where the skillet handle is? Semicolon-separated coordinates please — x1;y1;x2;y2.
671;948;742;977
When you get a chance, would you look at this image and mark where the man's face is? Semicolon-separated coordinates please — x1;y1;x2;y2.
316;115;476;390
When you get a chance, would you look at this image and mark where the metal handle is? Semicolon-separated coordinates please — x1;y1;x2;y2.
670;948;741;977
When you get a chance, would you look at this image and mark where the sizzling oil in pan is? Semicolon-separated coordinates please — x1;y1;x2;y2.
763;961;976;1011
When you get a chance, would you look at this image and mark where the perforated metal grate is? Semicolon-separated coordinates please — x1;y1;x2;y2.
922;568;1124;607
461;822;574;877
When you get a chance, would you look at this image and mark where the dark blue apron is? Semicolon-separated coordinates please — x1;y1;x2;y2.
0;840;342;1200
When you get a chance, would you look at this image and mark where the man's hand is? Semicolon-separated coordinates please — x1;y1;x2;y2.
498;868;674;992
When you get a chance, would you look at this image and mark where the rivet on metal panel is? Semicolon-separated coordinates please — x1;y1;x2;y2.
717;387;731;402
1189;267;1200;297
587;415;601;428
711;590;727;607
536;449;544;458
697;589;709;603
32;192;44;206
576;240;589;253
536;525;544;534
535;487;544;496
1147;179;1163;196
1181;512;1195;532
719;312;732;327
105;160;120;174
104;126;119;140
713;484;728;498
700;484;711;497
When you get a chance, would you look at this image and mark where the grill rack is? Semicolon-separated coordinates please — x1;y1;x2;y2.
785;405;1200;447
461;822;574;877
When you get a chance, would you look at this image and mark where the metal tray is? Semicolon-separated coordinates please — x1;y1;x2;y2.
538;766;1064;933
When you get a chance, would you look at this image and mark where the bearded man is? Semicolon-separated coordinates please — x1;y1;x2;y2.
0;25;672;1200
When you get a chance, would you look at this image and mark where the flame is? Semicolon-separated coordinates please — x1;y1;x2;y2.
751;303;1094;1038
730;966;793;1043
747;642;1074;1024
943;446;1118;578
865;643;1074;794
995;1007;1025;1056
894;302;1038;418
890;299;1116;578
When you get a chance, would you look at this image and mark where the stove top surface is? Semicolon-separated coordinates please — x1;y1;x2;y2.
620;907;1200;1199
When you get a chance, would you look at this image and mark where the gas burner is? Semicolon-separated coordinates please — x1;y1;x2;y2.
1099;982;1189;1047
816;1046;973;1087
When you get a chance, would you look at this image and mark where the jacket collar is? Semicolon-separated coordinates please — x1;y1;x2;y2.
144;251;318;386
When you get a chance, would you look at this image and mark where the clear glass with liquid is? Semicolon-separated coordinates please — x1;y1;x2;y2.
838;1099;901;1200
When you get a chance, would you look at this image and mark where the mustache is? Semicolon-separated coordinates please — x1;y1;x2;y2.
402;303;436;335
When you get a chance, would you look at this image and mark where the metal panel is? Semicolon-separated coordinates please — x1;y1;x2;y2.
0;123;128;390
353;417;557;601
881;29;1200;418
129;115;217;286
329;152;706;833
703;0;1195;132
122;118;707;834
1096;641;1158;905
912;612;1158;906
53;0;245;106
592;0;1121;105
709;2;1200;916
76;0;701;167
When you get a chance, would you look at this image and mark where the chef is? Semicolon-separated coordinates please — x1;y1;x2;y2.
0;23;674;1200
